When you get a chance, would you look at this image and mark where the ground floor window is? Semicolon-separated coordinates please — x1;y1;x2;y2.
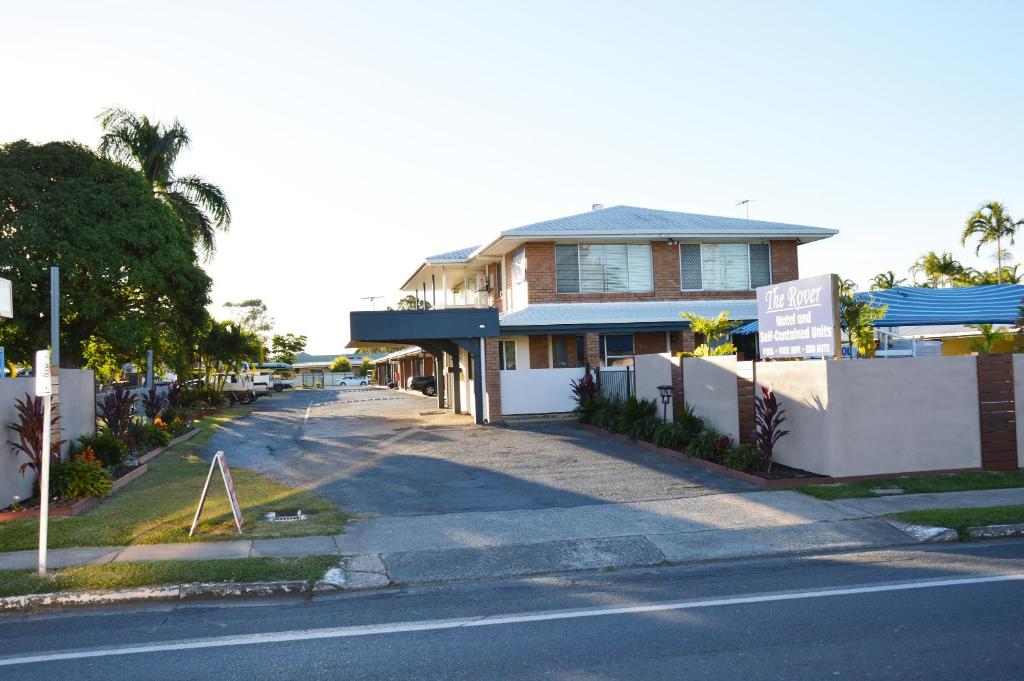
552;336;569;368
499;340;517;370
601;334;635;366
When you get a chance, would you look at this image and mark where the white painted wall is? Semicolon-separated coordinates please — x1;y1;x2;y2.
1;369;96;507
682;356;740;441
684;356;987;478
500;367;585;415
634;353;674;420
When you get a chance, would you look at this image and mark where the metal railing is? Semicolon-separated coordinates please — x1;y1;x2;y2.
597;366;634;401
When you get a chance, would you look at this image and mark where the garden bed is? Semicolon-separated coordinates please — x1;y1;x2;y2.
576;423;833;489
0;427;200;523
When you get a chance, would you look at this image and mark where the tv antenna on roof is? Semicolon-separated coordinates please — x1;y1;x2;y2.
361;295;383;311
736;199;756;219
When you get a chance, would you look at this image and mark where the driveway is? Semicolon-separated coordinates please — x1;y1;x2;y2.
208;387;910;582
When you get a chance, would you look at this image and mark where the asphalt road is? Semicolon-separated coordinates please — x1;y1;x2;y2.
3;542;1024;679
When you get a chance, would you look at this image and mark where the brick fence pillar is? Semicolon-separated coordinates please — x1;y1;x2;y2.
584;333;602;369
484;337;502;423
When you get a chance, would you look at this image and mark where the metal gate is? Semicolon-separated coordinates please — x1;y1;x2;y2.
597;366;634;400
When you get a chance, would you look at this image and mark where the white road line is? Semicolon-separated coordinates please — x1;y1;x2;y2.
2;572;1023;667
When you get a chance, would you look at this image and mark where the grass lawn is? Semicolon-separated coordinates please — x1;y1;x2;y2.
892;505;1024;539
0;555;339;598
0;406;348;552
798;470;1024;500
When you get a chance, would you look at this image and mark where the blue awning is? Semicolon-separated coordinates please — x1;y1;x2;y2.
732;284;1024;335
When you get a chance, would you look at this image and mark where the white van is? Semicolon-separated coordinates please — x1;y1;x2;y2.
252;369;274;396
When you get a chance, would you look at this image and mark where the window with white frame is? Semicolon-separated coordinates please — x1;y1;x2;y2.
510;248;526;284
498;340;516;370
555;243;653;294
679;242;772;291
601;334;635;367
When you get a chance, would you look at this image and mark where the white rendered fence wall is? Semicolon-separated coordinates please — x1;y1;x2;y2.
499;367;585;415
634;353;675;420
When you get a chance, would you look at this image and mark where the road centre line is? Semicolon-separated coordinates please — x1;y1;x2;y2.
3;572;1023;667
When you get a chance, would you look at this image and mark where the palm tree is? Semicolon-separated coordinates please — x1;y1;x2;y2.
967;324;1012;354
962;202;1022;284
98;108;231;258
909;251;963;287
870;271;905;290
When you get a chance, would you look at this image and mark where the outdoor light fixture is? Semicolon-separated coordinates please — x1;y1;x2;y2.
657;384;673;422
666;238;677;247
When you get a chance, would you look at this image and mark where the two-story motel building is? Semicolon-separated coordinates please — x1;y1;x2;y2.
351;204;836;424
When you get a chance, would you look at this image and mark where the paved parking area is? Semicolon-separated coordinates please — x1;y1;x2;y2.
212;386;756;517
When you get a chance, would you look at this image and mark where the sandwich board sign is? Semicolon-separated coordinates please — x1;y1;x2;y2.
189;451;244;536
756;273;842;360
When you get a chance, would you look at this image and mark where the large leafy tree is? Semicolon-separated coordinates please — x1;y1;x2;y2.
98;108;231;259
270;333;307;365
0;140;211;367
962;202;1021;283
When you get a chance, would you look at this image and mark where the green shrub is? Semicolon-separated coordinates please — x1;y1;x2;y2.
609;397;658;435
160;406;193;425
626;416;661;442
73;431;129;468
128;421;171;453
52;457;112;500
652;421;690;450
675;401;705;436
574;394;608;424
688;428;729;462
178;386;226;409
591;397;623;430
723;444;766;473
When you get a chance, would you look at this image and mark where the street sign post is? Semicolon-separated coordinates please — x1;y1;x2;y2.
34;349;52;574
0;277;11;319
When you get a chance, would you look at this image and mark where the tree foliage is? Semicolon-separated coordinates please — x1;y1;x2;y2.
962;202;1021;283
839;280;888;358
967;324;1013;354
0;140;212;367
270;333;308;365
329;356;352;373
870;271;905;290
98;108;231;259
679;311;737;356
390;295;430;311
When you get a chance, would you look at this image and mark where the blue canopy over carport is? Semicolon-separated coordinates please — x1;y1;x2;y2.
732;284;1024;335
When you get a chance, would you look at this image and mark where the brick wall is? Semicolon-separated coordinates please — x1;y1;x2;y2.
770;240;798;283
669;331;698;354
529;335;550;369
524;240;808;304
484;337;502;421
635;332;668;355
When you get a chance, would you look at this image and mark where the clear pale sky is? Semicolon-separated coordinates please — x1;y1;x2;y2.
3;1;1021;353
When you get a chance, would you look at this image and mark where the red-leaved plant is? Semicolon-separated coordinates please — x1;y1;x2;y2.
7;393;65;487
569;372;598;406
142;385;166;421
753;386;790;472
98;384;137;439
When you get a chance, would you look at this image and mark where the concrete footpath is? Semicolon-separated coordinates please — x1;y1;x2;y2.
3;487;1023;587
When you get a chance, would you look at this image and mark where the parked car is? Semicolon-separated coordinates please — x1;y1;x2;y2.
272;378;294;392
338;374;368;386
408;375;436;396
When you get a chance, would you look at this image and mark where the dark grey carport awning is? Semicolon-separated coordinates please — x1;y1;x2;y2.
348;308;500;425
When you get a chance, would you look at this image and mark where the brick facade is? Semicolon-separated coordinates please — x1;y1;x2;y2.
521;239;801;305
584;333;602;368
634;331;669;355
484;337;502;422
529;335;549;369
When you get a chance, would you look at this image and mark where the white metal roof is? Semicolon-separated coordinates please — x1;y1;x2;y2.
499;299;758;328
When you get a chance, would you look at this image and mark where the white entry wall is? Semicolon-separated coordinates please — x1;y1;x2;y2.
500;367;585;415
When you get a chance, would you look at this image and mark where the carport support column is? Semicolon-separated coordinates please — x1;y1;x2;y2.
433;352;446;408
449;352;461;414
472;342;485;425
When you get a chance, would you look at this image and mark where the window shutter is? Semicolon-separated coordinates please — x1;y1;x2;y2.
555;245;580;293
604;244;628;291
702;243;749;290
627;244;653;292
579;244;605;293
749;243;771;288
679;244;702;289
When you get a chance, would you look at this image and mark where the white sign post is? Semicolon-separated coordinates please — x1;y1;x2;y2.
0;277;12;319
35;349;53;575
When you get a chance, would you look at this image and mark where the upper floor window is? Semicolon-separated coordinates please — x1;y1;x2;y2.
555;243;653;294
679;242;772;291
510;248;526;285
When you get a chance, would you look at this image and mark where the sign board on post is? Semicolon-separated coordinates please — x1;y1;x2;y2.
756;274;841;360
34;349;53;574
189;451;244;536
35;351;52;395
0;277;11;318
